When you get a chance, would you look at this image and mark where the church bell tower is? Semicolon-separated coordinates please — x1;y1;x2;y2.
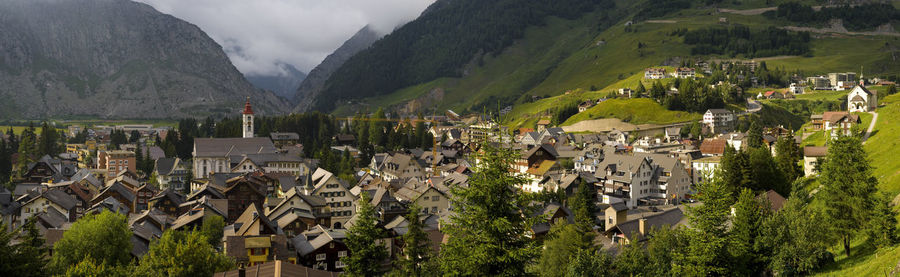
242;97;254;138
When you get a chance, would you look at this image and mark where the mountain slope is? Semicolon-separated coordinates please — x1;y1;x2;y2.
312;0;611;111
246;64;307;99
0;0;289;119
325;0;898;119
292;25;379;112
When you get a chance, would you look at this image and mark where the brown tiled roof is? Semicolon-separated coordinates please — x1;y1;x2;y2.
699;139;727;155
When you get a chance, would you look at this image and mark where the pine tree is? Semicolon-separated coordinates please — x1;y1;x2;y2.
818;136;877;257
865;192;898;248
729;188;768;275
675;177;733;275
394;203;432;276
565;249;614;277
343;191;387;276
539;223;589;277
439;145;538;276
570;180;596;236
774;133;802;183
746;119;763;149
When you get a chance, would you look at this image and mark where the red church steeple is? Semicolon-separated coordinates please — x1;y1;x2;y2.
242;97;254;115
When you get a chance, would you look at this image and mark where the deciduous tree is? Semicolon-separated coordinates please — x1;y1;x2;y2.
49;211;133;274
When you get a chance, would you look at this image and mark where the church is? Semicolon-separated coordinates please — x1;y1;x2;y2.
191;98;278;179
847;82;877;113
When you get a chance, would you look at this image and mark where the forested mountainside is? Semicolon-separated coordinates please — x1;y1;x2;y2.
0;0;288;119
310;0;613;111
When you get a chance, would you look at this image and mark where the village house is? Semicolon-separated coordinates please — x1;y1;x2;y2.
292;226;350;271
594;150;692;208
604;207;685;245
102;150;136;180
644;68;667;79
223;175;268;223
309;168;356;229
393;180;449;215
19;189;78;225
702;109;735;134
821;111;860;138
265;187;330;237
803;146;828;177
154;157;190;193
269;132;300;148
674;67;695;78
789;83;804;94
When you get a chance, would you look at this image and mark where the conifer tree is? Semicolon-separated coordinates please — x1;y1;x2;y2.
818;136;877;257
729;188;768;275
343;192;387;276
865;192;898;248
675;177;733;275
394;203;432;276
439;144;538;276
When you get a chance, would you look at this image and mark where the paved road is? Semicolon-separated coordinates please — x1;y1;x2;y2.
862;111;879;144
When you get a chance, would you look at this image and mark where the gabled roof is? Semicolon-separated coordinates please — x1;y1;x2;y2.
155;158;179;176
31;189;78;211
699;139;727;155
523;144;559;160
94;181;136;203
149;188;185;206
193;137;277;158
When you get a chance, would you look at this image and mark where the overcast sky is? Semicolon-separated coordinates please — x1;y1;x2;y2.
137;0;434;77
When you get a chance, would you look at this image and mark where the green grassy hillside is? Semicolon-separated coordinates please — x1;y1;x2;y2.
562;98;699;126
332;2;899;124
811;93;900;276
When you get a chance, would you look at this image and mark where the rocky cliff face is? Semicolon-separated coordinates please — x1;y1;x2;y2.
0;0;289;119
292;25;379;112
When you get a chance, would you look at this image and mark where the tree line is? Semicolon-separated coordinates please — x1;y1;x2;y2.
767;3;898;31
680;25;811;58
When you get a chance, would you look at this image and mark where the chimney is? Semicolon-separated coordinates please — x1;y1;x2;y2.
638;218;647;235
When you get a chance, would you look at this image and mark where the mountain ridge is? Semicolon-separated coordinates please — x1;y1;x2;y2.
0;0;289;119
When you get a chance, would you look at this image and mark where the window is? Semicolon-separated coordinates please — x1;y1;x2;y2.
336;260;346;268
431;207;437;213
338;251;347;257
316;253;326;261
432;195;439;202
423;196;429;201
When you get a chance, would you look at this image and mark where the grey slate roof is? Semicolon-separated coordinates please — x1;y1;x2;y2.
155;158;178;175
41;189;78;211
193;137;277;158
